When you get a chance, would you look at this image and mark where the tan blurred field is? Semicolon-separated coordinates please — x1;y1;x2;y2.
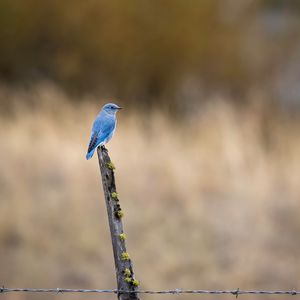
0;85;300;300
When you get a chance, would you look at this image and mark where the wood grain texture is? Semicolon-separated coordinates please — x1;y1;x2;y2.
97;146;139;300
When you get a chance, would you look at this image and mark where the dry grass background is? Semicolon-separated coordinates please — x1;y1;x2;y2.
0;85;300;300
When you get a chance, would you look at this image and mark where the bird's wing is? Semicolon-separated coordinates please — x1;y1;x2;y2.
87;132;99;154
87;115;115;154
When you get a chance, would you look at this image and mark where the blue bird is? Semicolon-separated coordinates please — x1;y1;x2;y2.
86;103;122;160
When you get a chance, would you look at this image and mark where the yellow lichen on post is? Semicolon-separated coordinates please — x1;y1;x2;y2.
116;210;124;218
124;268;131;276
111;192;119;199
132;279;140;287
106;161;116;170
119;233;126;241
121;252;130;261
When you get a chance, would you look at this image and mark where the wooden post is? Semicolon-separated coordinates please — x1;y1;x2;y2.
97;146;140;300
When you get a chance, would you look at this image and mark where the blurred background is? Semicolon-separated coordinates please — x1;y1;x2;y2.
0;0;300;299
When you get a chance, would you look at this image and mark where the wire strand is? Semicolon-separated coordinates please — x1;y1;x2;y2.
1;287;299;296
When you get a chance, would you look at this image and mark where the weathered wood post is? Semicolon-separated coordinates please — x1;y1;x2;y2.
97;146;140;300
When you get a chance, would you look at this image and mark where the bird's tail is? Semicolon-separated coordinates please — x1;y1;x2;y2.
86;148;96;160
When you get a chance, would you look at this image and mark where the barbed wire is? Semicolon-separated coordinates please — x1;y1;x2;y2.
1;287;299;297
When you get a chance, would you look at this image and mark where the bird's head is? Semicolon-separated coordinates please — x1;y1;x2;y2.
102;103;122;115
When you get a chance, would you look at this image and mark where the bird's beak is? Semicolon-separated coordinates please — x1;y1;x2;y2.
117;106;123;110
